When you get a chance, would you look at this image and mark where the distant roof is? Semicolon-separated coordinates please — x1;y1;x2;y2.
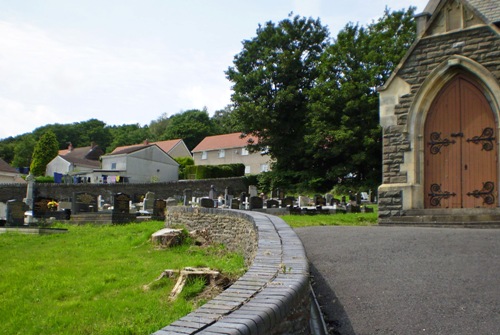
0;157;18;174
108;144;156;156
58;145;104;168
111;139;183;154
192;132;258;152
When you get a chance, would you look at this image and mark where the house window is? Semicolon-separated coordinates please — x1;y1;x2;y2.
219;149;225;158
241;147;249;156
111;162;117;170
244;165;251;174
260;164;269;172
201;151;207;160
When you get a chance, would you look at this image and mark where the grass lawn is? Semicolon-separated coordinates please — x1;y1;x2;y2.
0;221;245;335
282;209;378;228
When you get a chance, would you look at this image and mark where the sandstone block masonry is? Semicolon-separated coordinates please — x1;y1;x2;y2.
379;26;500;217
155;207;311;335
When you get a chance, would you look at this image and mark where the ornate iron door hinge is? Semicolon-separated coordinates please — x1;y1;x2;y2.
428;184;456;207
466;181;495;205
466;127;495;151
428;132;456;155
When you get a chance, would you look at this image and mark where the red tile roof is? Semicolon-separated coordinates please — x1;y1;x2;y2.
192;132;258;152
111;139;183;154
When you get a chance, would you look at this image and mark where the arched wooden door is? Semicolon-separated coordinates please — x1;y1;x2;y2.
424;75;498;208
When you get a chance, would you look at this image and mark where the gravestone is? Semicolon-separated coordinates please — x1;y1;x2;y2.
73;192;98;213
315;195;326;206
248;185;258;197
112;193;133;223
166;197;178;206
143;191;155;212
33;197;51;218
239;192;247;209
153;199;167;220
341;195;347;205
298;196;311;207
325;194;333;205
200;198;215;208
183;189;192;206
266;199;279;208
208;185;216;199
282;196;295;208
231;198;240;209
6;200;28;226
249;196;263;210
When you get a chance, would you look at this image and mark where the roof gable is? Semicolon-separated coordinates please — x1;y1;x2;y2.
0;158;18;174
192;132;258;152
111;139;185;154
57;145;104;167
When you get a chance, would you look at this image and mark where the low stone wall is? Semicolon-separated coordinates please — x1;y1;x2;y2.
156;207;311;335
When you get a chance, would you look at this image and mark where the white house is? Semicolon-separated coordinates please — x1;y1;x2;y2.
96;144;179;183
0;158;25;184
111;139;191;159
192;132;271;175
45;143;103;182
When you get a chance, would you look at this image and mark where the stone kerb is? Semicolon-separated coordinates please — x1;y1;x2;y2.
155;207;310;335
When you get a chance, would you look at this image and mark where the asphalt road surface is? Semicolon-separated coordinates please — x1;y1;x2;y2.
295;226;500;335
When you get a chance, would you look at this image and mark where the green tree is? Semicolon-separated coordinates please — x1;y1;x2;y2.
149;113;170;140
174;156;194;179
12;134;36;169
226;14;329;189
306;7;416;190
0;137;16;164
161;109;215;150
30;131;59;176
107;124;151;152
211;105;241;134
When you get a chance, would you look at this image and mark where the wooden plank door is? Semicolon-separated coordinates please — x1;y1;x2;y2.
424;76;497;208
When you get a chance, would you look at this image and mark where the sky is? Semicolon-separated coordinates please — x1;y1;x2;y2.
0;0;429;139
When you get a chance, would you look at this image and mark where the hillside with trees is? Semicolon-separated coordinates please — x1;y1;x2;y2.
0;7;416;192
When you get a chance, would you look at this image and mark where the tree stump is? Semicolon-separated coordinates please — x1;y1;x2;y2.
151;228;185;247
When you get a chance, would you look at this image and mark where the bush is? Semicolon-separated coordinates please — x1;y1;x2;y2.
185;164;245;179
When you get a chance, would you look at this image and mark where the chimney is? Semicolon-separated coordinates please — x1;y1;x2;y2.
143;139;149;145
68;142;73;152
91;141;96;148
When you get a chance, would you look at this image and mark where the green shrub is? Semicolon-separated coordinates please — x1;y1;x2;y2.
185;164;245;179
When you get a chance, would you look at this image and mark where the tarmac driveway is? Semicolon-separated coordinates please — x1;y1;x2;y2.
295;226;500;335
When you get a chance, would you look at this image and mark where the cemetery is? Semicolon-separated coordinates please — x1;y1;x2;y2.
0;170;376;230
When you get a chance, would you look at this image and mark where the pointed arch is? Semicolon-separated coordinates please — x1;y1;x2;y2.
405;55;500;209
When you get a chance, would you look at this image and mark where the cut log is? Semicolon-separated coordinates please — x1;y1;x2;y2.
151;228;184;247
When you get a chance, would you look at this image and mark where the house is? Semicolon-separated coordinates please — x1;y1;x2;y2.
192;132;271;175
45;143;104;182
95;144;179;183
111;139;191;159
0;158;25;184
378;0;500;221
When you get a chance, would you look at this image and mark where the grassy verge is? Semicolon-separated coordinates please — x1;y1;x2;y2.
282;210;378;228
0;221;245;335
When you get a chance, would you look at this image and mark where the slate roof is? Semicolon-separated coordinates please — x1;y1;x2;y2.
465;0;500;24
58;145;104;168
111;139;184;155
0;158;18;174
108;144;156;156
423;0;500;24
192;132;259;152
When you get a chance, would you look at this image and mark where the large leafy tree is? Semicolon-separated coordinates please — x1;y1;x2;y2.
107;124;151;152
306;7;416;190
30;130;59;176
226;14;329;188
12;134;36;169
160;109;215;150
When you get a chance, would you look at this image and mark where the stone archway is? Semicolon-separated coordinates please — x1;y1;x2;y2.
406;56;500;210
423;75;497;208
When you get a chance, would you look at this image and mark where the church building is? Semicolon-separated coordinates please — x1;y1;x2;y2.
378;0;500;224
